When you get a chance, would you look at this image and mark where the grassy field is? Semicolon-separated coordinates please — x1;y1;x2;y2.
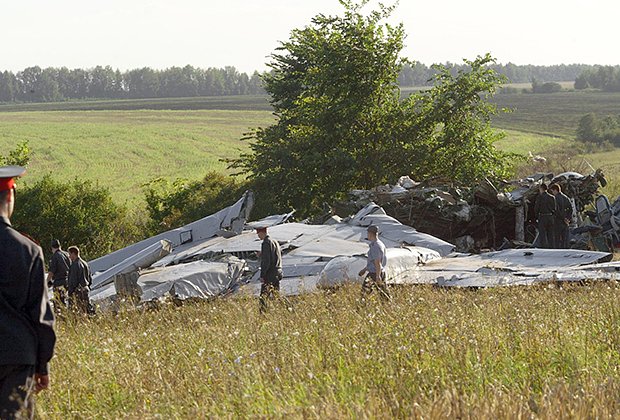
0;95;272;112
0;110;274;203
491;91;620;138
37;283;620;418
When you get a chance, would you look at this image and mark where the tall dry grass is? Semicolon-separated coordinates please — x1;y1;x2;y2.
36;282;619;419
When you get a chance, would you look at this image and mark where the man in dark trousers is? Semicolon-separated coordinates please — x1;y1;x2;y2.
47;239;71;310
256;226;283;313
358;225;391;301
0;165;56;418
67;246;95;315
549;183;573;249
534;183;557;248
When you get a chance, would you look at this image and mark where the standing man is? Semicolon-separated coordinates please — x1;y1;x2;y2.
47;239;71;310
358;225;391;301
549;183;573;249
533;183;557;249
256;227;283;313
0;166;56;418
67;246;95;315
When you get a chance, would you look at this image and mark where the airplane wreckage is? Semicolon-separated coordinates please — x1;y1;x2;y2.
88;171;620;310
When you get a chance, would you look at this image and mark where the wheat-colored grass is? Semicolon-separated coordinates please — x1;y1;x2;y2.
37;282;620;419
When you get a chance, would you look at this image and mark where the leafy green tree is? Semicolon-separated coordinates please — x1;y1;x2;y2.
231;1;511;217
576;113;599;143
11;176;139;260
0;141;31;167
143;172;244;234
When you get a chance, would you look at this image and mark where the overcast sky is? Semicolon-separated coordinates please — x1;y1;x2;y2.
1;0;617;73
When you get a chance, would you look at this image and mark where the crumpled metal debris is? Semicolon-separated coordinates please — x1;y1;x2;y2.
335;170;608;252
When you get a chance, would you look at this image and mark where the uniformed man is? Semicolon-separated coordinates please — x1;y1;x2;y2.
47;239;71;310
549;183;573;248
533;183;557;249
0;165;56;418
256;227;283;313
358;225;391;301
67;246;95;315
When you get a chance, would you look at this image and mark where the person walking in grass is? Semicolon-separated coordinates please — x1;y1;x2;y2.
358;225;391;301
0;165;56;418
47;239;71;311
67;246;95;315
256;226;284;313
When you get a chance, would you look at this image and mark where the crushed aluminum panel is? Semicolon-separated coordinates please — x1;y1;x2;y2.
287;237;369;258
91;240;172;290
318;247;441;288
282;262;327;278
436;273;538;288
421;249;612;273
436;267;620;288
89;281;117;304
89;191;253;273
349;203;456;256
246;211;295;229
139;258;246;302
151;236;230;267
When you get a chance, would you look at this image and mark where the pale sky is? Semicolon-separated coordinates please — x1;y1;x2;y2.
1;0;617;74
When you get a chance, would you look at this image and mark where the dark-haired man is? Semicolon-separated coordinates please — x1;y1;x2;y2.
256;226;283;313
0;165;56;418
67;246;95;315
47;239;71;309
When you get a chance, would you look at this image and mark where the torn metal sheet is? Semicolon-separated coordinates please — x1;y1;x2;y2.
246;211;295;229
318;247;442;288
349;203;456;256
89;191;253;273
421;249;611;273
138;258;246;302
91;240;173;290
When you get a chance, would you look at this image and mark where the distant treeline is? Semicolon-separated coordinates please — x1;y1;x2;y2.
0;63;616;103
575;66;620;91
398;62;597;86
0;65;264;103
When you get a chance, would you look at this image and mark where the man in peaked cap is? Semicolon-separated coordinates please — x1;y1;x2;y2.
256;226;284;313
0;166;56;418
358;225;391;302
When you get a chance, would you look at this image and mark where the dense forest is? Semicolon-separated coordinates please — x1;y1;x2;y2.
0;65;264;102
574;65;620;91
0;63;613;103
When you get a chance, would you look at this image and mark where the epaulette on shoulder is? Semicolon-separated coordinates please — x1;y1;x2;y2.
16;229;40;246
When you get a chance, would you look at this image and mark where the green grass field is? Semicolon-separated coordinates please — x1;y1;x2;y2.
491;91;620;138
38;284;620;418
0;109;274;203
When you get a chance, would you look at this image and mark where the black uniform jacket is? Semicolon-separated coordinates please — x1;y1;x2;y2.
68;257;92;294
0;216;56;375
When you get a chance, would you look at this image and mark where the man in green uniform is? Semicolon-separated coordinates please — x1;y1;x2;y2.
47;239;71;310
256;227;283;313
67;246;95;315
0;166;56;418
549;183;573;249
533;183;557;248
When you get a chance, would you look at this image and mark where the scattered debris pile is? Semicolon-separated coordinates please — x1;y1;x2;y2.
85;187;620;311
334;171;608;252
